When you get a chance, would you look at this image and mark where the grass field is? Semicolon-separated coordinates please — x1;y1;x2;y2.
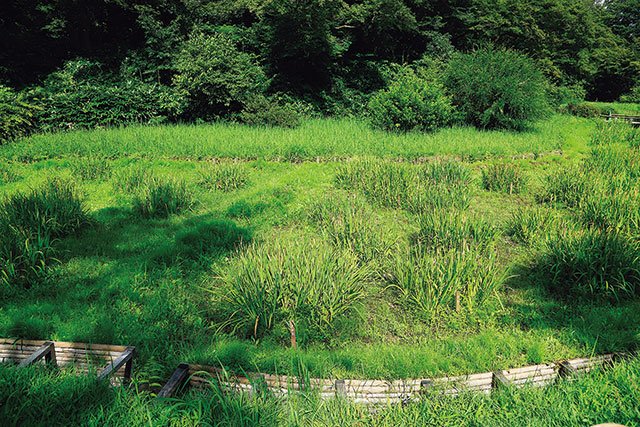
0;111;639;424
0;114;583;161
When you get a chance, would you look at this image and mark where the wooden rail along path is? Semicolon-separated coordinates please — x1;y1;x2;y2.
0;338;135;385
158;353;621;404
601;113;640;127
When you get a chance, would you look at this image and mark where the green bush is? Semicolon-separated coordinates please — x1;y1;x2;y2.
367;67;454;132
537;229;640;300
198;162;249;192
0;85;39;143
30;60;182;132
240;95;301;128
174;32;266;120
547;84;586;106
133;177;193;218
444;48;550;130
0;178;88;287
566;102;602;118
482;163;526;194
620;84;640;103
217;236;370;341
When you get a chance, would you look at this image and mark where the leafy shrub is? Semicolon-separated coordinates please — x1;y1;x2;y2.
537;230;640;300
112;163;154;194
174;32;266;120
367;67;454;132
198;162;249;192
620;84;640;103
70;157;112;181
505;207;556;246
0;85;39;143
31;60;183;132
391;247;504;317
482;163;526;194
444;48;550;130
566;102;602;118
0;178;88;286
133;177;193;218
548;84;586;106
415;210;499;252
241;95;301;128
307;192;396;264
217;236;370;340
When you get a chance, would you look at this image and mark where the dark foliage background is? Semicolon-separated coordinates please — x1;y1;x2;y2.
0;0;638;137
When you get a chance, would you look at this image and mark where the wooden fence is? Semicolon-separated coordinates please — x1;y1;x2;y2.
0;338;135;385
158;353;619;404
0;338;622;405
601;114;640;126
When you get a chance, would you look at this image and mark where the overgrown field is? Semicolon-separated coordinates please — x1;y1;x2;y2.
0;113;639;387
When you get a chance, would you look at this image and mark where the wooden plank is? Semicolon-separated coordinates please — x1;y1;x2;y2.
558;360;577;379
492;370;511;390
97;346;135;381
17;342;55;368
157;363;190;399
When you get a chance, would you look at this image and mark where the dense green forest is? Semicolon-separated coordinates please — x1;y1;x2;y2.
1;0;639;141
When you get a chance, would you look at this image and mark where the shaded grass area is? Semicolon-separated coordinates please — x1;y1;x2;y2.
0;115;581;161
2;356;640;427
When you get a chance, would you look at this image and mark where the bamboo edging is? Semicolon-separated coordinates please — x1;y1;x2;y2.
161;353;622;404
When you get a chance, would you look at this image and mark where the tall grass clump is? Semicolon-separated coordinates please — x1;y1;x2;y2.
217;236;370;341
70;156;112;181
112;162;153;194
590;120;640;147
505;206;556;246
415;210;499;252
536;229;640;300
537;166;587;208
584;144;640;180
133;177;193;218
307;192;396;264
391;247;504;317
0;165;21;184
421;157;472;188
482;163;526;194
335;158;470;212
198;162;249;191
0;178;88;286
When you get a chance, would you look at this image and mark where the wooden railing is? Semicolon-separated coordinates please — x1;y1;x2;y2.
601;113;640;126
1;338;135;384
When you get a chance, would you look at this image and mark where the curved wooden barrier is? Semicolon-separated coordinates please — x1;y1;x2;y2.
158;353;620;404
